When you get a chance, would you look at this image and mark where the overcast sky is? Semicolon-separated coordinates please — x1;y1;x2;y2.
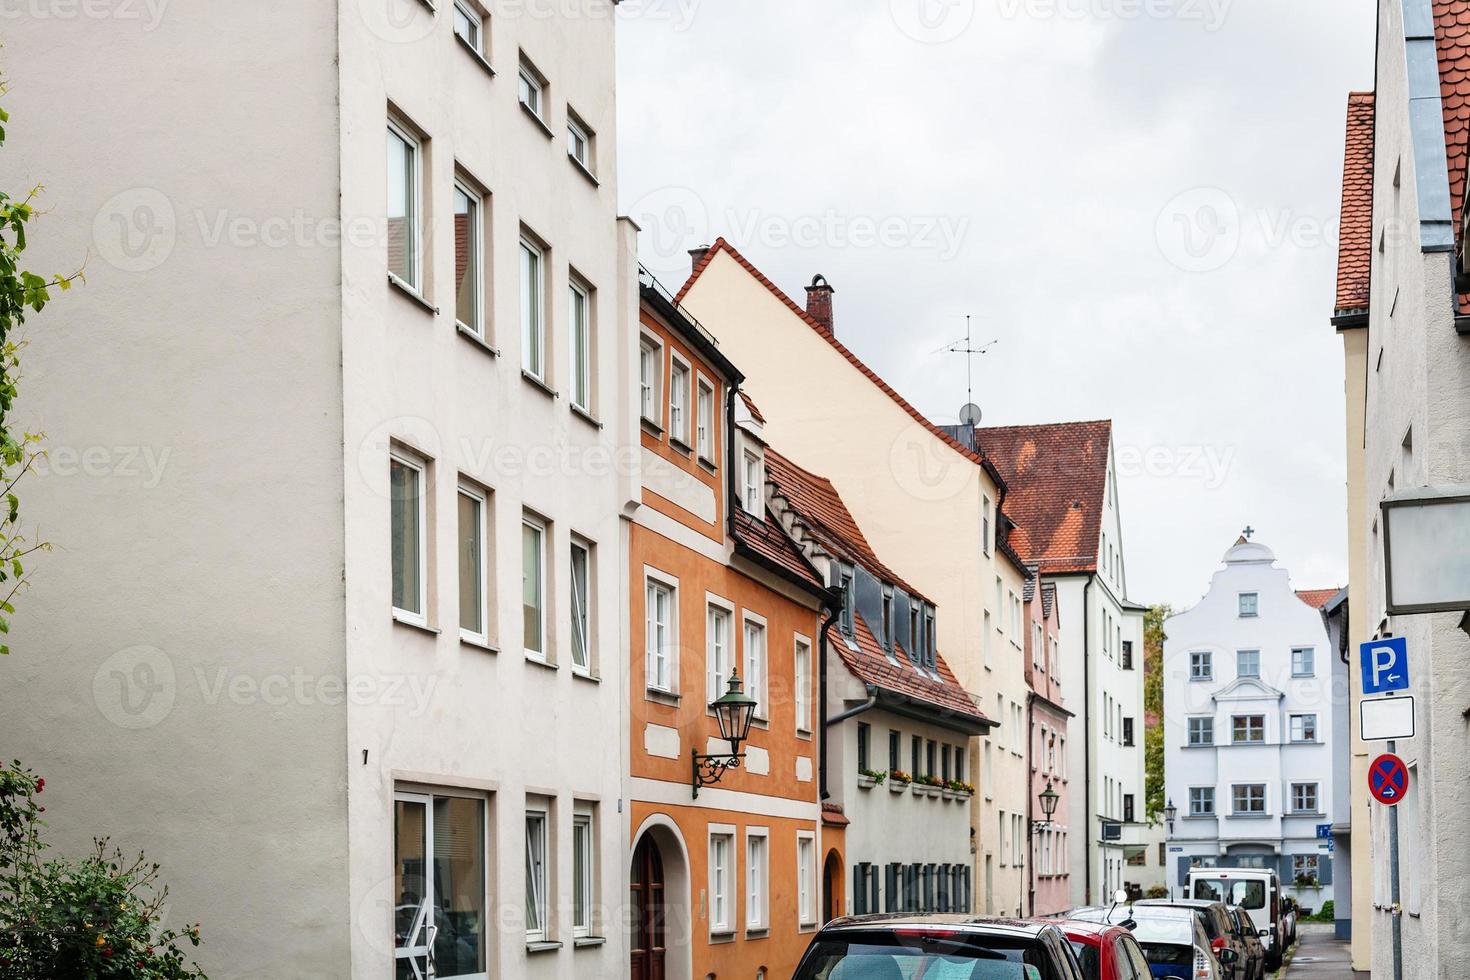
615;0;1375;610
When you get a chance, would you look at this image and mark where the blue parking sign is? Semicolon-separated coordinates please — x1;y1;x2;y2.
1360;637;1410;695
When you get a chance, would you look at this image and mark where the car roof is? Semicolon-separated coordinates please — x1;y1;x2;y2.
1138;899;1224;911
817;914;1054;938
1056;919;1128;943
1068;904;1195;920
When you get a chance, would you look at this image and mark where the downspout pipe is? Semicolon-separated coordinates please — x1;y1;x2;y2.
726;382;741;538
817;606;852;801
1083;575;1095;905
1027;691;1036;916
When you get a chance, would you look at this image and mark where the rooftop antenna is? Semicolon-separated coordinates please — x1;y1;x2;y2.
934;315;998;423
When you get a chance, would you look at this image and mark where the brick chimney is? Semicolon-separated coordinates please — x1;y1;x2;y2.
805;274;835;334
689;245;712;274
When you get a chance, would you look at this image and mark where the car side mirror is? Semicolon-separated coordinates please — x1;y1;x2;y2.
1259;928;1271;938
1219;949;1239;964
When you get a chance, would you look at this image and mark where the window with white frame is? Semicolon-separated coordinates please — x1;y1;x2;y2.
1291;782;1320;813
746;830;769;931
1291;647;1315;677
1232;784;1267;815
569;278;592;413
518;56;546;120
1009;591;1021;642
519;235;546;379
567;109;595;173
525;808;549;942
1190;650;1213;680
982;495;992;556
386;120;420;288
1236;649;1260;678
797;833;816;925
1187;716;1214;746
639;334;661;424
572;810;595;939
744;617;767;720
709;830;735;934
706;602;732;703
696;377;715;461
1033;622;1044;672
645;577;676;693
1231;714;1264;744
742;450;763;515
1290;713;1318;743
882;588;894;652
669;358;691;446
452;0;484;53
570;539;591;673
1238;592;1259;617
522;515;547;659
794;637;812;733
998;811;1008;866
457;484;487;641
391;452;427;623
1189;786;1214;816
452;180;482;333
1292;854;1320;885
393;791;487;979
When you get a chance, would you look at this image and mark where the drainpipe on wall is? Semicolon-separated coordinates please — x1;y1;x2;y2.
1083;575;1095;906
725;383;740;539
1027;691;1036;916
817;604;842;801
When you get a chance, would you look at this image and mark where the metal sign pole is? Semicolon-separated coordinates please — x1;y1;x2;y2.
1387;739;1403;980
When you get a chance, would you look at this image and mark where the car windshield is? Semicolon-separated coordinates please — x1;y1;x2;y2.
1066;940;1099;978
1139;942;1193;968
1127;914;1193;946
1193;879;1266;909
793;929;1056;980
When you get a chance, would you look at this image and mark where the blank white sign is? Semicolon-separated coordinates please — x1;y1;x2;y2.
1361;695;1416;741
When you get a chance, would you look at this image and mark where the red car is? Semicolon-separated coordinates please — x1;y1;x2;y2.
1059;919;1170;980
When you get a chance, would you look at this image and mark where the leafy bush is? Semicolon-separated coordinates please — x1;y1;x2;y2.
1145;884;1169;899
0;761;205;979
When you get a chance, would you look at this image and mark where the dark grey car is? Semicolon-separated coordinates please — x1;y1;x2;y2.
792;914;1087;980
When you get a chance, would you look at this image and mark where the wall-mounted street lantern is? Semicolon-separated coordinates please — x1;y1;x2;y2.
1032;779;1060;829
1381;486;1470;617
692;670;759;798
1164;798;1178;836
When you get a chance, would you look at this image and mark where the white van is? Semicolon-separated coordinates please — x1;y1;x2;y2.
1186;868;1284;969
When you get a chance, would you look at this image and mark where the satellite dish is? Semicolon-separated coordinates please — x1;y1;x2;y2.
959;403;983;426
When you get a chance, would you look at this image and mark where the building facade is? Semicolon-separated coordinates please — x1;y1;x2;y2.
1162;539;1337;909
1025;576;1074;915
629;280;833;980
2;3;637;977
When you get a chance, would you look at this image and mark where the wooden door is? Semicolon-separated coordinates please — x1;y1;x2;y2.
630;836;666;980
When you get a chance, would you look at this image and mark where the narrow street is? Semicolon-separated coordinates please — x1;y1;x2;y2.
1280;923;1366;979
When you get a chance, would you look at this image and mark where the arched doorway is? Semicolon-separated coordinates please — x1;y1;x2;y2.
630;836;666;980
630;815;692;980
823;850;844;923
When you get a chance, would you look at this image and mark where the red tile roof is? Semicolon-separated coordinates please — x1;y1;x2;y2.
1437;1;1470;311
679;238;1009;493
1335;92;1375;315
740;391;767;424
1296;588;1341;611
731;507;825;590
821;802;850;827
976;421;1113;575
847;608;989;728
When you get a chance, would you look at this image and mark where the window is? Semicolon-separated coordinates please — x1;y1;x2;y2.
1291;782;1320;813
525;809;549;942
1239;592;1259;617
1188;786;1215;816
1009;592;1021;642
570;539;591;673
924;608;936;664
794;638;812;733
909;607;919;654
669;358;690;446
696;378;715;461
982;495;992;555
1232;714;1265;744
926;740;937;778
998;811;1008;866
1121;640;1134;670
639;335;661;423
838;567;855;636
744;618;767;719
386;120;419;288
1122;717;1134;747
1290;713;1318;743
881;588;894;652
453;181;482;333
518;57;546;120
911;735;921;777
522;516;546;658
572;812;595;939
983;610;992;668
645;578;675;692
746;831;769;930
1123;794;1135;823
1232;784;1267;815
568;279;592;412
709;831;734;934
955;747;965;782
742;451;763;516
1292;854;1320;885
391;453;427;623
857;723;871;773
797;834;816;925
393;792;487;978
1292;647;1315;677
1236;649;1260;679
519;236;545;378
941;744;951;782
888;730;901;772
1033;622;1044;672
567;110;595;173
457;485;487;641
706;603;732;703
1189;650;1213;680
452;0;484;53
1187;717;1214;747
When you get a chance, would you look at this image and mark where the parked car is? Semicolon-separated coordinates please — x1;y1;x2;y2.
1225;907;1266;980
1185;868;1284;969
791;914;1086;980
1135;900;1246;980
1065;904;1221;980
1279;896;1298;946
1058;918;1171;980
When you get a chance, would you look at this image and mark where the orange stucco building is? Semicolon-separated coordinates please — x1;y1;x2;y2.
628;274;840;980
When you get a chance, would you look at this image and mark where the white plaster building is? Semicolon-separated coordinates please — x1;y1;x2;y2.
1162;539;1337;909
0;3;636;977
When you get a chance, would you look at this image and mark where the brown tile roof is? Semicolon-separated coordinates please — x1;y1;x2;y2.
1335;92;1375;316
847;608;989;728
1296;588;1342;610
1437;1;1470;312
739;390;767;424
821;802;850;827
975;421;1113;575
731;507;824;590
679;238;1009;493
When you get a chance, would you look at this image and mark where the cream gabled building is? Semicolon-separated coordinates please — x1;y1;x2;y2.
1;2;636;977
676;239;1030;915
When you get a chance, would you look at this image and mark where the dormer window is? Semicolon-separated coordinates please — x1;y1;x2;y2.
838;566;855;636
741;450;763;516
881;587;893;652
924;607;936;664
909;607;919;655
